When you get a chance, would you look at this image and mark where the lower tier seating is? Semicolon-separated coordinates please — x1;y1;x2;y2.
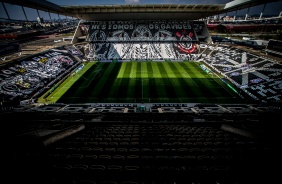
7;121;278;184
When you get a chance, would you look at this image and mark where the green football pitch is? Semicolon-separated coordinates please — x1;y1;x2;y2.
38;61;243;104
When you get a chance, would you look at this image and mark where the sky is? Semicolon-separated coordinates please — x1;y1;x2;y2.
0;0;281;21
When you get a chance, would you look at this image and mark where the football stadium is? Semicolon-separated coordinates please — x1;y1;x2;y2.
1;0;282;184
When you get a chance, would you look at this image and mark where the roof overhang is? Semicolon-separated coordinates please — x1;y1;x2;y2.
62;4;224;21
1;0;64;14
222;0;282;14
1;0;281;21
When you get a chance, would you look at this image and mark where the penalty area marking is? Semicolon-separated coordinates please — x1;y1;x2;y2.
67;68;103;88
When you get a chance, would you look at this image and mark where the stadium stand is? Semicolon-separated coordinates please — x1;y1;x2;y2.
264;39;282;56
78;20;202;61
4;105;280;184
0;43;21;59
1;1;282;184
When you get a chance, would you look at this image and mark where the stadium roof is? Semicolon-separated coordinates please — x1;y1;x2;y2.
1;0;282;21
64;4;224;21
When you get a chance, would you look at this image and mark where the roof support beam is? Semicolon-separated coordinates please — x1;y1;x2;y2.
0;0;64;14
21;6;28;21
1;2;10;20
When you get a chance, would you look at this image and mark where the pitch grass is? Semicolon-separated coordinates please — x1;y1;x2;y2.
38;61;244;104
